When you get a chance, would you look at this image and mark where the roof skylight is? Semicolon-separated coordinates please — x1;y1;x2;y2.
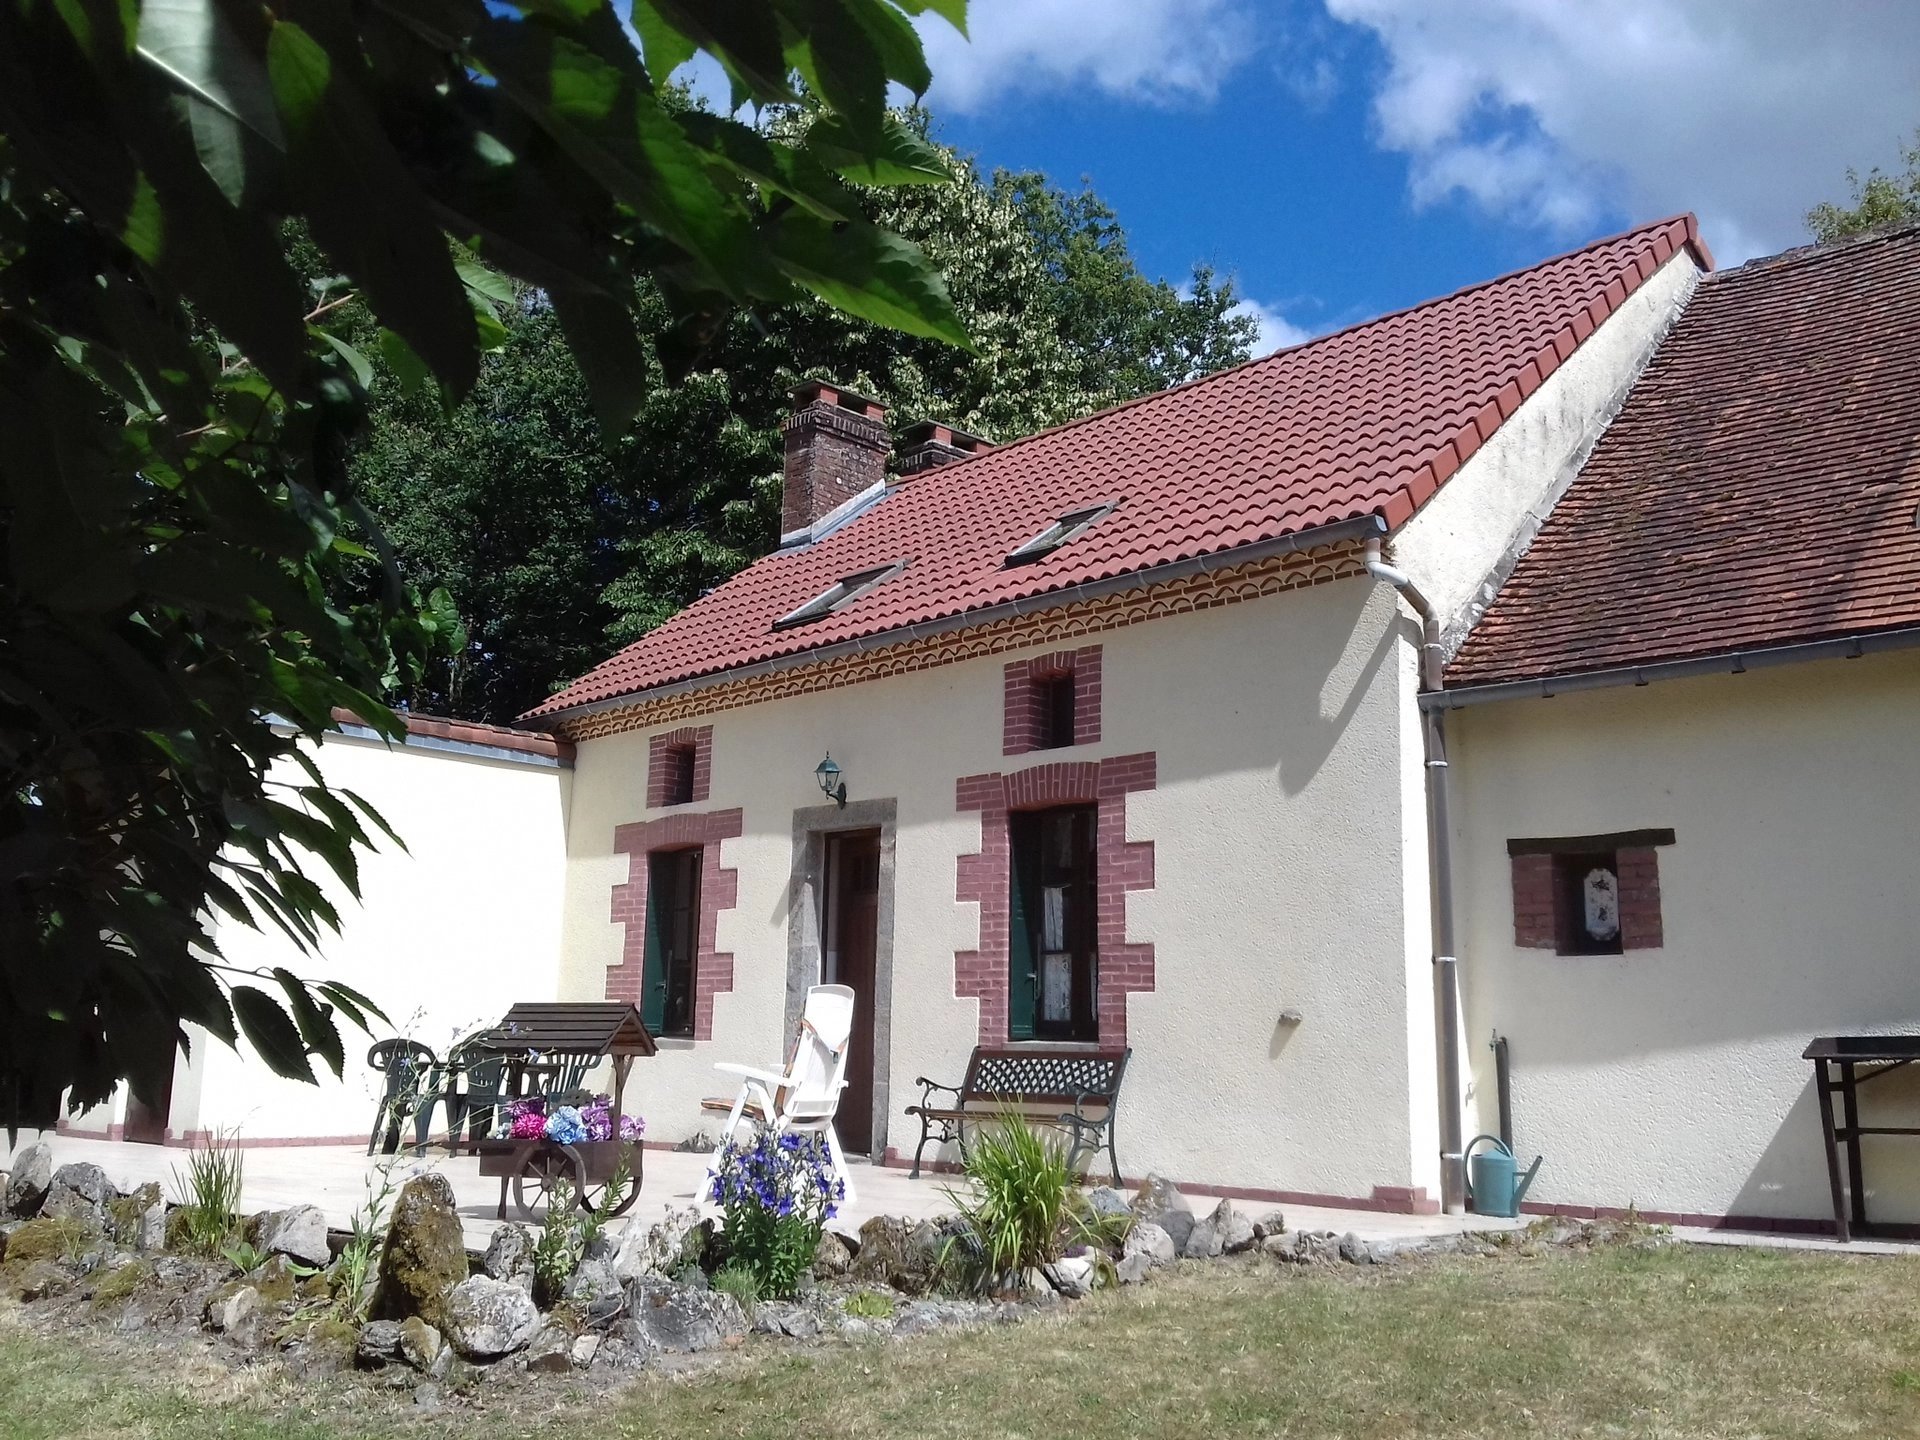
1004;502;1116;566
772;560;907;630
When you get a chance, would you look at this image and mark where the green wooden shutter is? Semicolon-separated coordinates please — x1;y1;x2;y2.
1007;812;1038;1040
640;853;669;1034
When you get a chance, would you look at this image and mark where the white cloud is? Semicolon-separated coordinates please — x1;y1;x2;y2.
1231;296;1315;355
1322;0;1920;261
916;0;1258;112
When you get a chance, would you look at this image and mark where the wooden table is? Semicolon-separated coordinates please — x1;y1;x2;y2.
1802;1035;1920;1242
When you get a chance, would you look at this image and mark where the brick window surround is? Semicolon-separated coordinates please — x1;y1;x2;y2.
609;808;741;1038
955;752;1155;1045
647;726;712;808
1510;828;1671;953
1003;646;1102;755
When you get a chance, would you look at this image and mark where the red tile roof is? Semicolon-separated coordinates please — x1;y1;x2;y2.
527;216;1710;724
333;708;575;763
1446;223;1920;690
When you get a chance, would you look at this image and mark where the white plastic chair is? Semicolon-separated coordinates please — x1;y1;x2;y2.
700;983;858;1205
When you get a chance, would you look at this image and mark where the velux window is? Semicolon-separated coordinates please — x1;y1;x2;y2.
773;560;907;630
1005;503;1116;566
1009;806;1098;1040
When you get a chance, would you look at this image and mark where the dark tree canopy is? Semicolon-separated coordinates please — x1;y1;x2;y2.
0;0;970;1128
349;120;1260;722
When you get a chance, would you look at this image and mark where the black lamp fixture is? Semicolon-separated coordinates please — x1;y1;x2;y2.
815;752;847;808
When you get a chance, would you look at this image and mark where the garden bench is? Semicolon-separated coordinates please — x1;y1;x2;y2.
904;1046;1130;1184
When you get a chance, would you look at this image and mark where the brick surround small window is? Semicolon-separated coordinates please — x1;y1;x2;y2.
1510;829;1671;954
1004;646;1101;756
647;726;711;809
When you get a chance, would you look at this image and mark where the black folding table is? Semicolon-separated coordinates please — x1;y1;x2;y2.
1802;1035;1920;1242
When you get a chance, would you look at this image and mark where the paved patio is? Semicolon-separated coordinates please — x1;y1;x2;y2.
16;1133;1526;1251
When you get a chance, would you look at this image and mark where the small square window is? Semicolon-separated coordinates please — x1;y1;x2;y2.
1037;674;1076;750
1553;851;1621;955
662;745;696;807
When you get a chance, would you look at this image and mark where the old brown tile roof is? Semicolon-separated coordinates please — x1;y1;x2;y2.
1446;223;1920;690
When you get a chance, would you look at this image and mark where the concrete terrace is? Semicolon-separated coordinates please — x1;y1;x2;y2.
20;1132;1527;1252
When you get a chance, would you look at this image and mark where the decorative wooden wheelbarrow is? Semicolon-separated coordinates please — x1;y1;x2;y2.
467;1002;656;1221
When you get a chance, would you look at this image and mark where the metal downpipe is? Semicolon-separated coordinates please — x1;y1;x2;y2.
1365;537;1468;1216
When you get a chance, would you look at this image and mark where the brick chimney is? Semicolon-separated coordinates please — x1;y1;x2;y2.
781;379;890;535
894;419;993;481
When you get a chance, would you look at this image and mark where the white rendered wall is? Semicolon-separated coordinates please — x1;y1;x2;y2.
560;577;1436;1199
1451;652;1920;1222
1394;249;1701;649
170;731;571;1144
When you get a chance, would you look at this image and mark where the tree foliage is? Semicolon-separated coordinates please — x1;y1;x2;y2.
1807;131;1920;243
0;0;969;1128
349;121;1259;721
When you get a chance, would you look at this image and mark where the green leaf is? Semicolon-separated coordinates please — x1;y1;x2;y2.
549;283;653;430
135;0;287;149
641;0;793;102
315;329;374;390
626;1;698;78
376;329;434;396
230;985;316;1083
806;112;951;186
890;0;968;35
314;979;391;1031
770;213;972;348
454;254;517;306
271;966;346;1078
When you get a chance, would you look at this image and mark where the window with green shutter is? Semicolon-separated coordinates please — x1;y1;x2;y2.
643;848;702;1037
1008;806;1097;1041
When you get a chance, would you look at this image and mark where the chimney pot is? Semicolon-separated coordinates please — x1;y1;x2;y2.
895;418;992;480
781;379;891;535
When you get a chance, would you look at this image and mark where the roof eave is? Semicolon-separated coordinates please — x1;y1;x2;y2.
531;513;1390;731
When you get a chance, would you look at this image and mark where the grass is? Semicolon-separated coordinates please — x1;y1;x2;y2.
4;1244;1920;1438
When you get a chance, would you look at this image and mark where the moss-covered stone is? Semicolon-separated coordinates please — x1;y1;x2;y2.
105;1184;162;1246
4;1216;96;1267
89;1258;156;1308
371;1174;467;1328
2;1259;71;1302
248;1254;300;1304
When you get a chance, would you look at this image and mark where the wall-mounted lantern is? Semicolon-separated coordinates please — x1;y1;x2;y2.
815;752;847;808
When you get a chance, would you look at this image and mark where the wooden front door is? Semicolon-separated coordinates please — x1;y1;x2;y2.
824;830;882;1155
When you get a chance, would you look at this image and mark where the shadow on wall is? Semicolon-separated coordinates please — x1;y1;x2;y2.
1727;1064;1920;1227
1274;582;1401;799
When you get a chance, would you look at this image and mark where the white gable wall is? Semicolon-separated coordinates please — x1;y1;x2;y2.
1393;249;1701;652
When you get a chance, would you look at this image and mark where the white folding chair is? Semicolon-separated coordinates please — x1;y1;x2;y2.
699;984;859;1205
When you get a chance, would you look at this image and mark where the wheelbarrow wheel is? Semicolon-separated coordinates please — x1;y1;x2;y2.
578;1145;644;1217
512;1145;588;1220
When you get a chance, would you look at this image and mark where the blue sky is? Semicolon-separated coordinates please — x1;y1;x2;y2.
901;0;1920;353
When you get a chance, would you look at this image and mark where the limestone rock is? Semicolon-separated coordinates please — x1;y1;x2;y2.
104;1182;163;1248
525;1323;576;1373
5;1260;72;1301
1252;1208;1288;1241
205;1282;262;1335
441;1276;539;1360
569;1333;602;1368
1043;1252;1096;1298
257;1204;330;1269
1130;1175;1195;1253
1114;1249;1152;1285
481;1224;535;1285
563;1255;623;1324
625;1278;748;1354
373;1174;468;1327
1338;1232;1379;1265
812;1229;854;1280
41;1163;112;1225
4;1143;52;1218
355;1320;404;1368
751;1300;821;1339
1207;1199;1255;1255
1083;1185;1131;1220
398;1317;448;1376
849;1215;940;1295
612;1207;710;1284
1122;1220;1176;1269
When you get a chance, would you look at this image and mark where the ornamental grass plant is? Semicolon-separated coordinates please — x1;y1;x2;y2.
709;1131;844;1299
939;1110;1079;1296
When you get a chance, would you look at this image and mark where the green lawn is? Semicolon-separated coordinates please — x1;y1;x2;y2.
4;1244;1918;1439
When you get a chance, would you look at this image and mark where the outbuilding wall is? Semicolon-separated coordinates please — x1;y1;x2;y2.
1450;651;1920;1225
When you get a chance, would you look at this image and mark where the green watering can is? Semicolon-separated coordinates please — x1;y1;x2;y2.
1464;1134;1542;1218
